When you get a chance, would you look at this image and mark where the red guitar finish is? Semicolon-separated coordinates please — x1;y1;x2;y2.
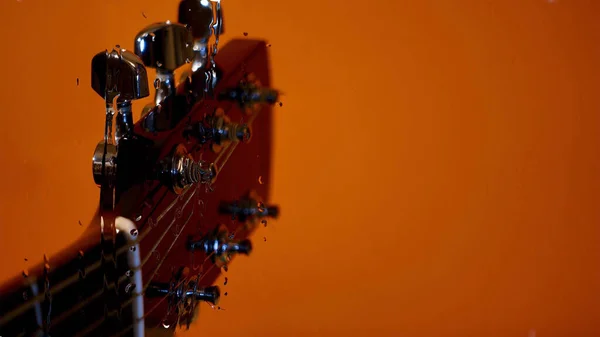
135;38;275;329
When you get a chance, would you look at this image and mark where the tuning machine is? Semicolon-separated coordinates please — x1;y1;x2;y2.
218;72;279;115
219;195;279;223
183;107;251;147
158;143;216;194
134;21;195;132
187;226;252;265
91;47;150;186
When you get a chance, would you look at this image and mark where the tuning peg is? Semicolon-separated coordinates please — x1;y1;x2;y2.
219;198;279;222
187;231;253;256
134;21;194;107
218;74;279;115
178;0;224;72
146;282;220;305
158;144;216;194
91;48;150;144
183;114;251;145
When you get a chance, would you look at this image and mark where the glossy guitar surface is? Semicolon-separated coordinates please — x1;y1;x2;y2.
0;1;280;336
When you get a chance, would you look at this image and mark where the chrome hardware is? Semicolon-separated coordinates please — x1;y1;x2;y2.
187;227;252;258
219;198;279;222
183;114;251;145
146;282;220;305
219;77;279;114
134;22;195;107
159;144;216;194
91;48;150;186
178;0;225;72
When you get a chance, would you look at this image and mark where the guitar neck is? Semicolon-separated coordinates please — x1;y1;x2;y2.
0;213;134;337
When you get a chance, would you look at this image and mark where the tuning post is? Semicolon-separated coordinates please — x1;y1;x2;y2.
146;282;220;305
91;47;150;186
183;113;251;145
219;197;279;222
187;227;252;264
159;144;216;194
218;73;279;114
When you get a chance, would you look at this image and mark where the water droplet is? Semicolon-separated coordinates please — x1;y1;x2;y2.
166;20;171;24
224;277;228;285
24;258;28;261
78;250;84;258
261;219;268;227
130;246;137;252
44;263;50;271
115;44;121;49
22;291;28;300
22;270;29;278
224;292;228;296
76;78;79;86
156;61;163;67
154;78;161;89
126;270;133;277
263;237;267;242
142;11;147;18
130;229;138;237
278;102;283;107
243;32;248;36
223;265;229;272
78;220;83;226
135;215;142;221
43;254;49;263
185;58;191;63
125;283;136;293
267;44;272;47
162;321;171;329
258;176;264;184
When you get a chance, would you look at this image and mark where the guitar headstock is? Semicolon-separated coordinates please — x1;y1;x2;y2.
0;1;279;336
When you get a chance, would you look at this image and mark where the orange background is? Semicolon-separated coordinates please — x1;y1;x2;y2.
1;0;600;336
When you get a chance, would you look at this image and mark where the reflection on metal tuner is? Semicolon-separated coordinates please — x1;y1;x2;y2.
0;0;282;336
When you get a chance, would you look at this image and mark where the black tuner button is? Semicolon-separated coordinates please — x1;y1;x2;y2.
146;282;220;305
184;115;251;145
219;199;279;222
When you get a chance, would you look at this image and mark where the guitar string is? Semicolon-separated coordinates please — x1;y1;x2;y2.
108;97;266;337
0;93;243;323
25;101;251;333
28;186;198;335
3;44;265;332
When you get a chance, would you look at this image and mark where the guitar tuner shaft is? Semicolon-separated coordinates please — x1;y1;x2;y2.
146;282;220;305
187;235;253;256
184;115;251;145
159;144;216;194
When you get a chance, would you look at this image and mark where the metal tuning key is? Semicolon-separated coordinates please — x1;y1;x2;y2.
183;108;251;145
219;72;279;115
178;0;225;91
146;282;220;305
134;21;194;131
219;196;280;223
187;226;253;265
91;47;150;186
158;144;216;194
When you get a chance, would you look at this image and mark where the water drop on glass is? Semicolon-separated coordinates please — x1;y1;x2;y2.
162;321;170;329
130;229;138;237
278;102;283;107
224;277;228;285
22;270;29;278
224;292;228;296
156;61;163;67
261;219;268;227
126;270;133;277
243;32;248;36
258;176;264;184
135;215;142;221
154;78;161;89
130;246;137;252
